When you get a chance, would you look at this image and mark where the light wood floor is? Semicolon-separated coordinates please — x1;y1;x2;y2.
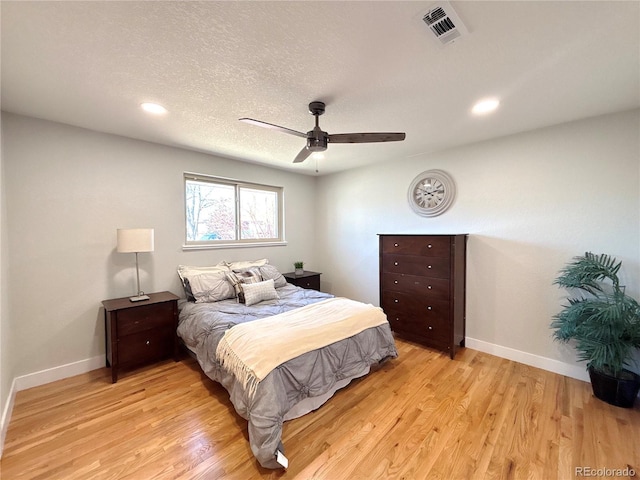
1;338;639;479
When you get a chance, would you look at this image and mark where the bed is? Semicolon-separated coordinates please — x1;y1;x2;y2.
176;260;398;469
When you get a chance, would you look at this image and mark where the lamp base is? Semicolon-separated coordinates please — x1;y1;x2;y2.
129;294;150;302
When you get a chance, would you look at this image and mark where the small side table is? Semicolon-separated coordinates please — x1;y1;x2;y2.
283;270;322;291
103;291;179;383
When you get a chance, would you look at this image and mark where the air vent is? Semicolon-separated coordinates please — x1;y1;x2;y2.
422;1;468;45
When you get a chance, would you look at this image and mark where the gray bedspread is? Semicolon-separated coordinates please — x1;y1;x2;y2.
177;284;398;469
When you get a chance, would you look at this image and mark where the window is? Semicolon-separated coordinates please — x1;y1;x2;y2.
184;173;284;247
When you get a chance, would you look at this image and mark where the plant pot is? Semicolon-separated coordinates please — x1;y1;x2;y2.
588;366;640;408
295;268;304;276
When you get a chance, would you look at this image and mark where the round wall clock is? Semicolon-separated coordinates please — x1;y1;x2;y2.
407;169;456;217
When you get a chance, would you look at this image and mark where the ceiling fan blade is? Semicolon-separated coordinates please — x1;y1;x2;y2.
293;146;312;163
239;118;307;138
328;132;406;143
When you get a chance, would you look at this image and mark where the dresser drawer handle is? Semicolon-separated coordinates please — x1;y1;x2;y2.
394;299;399;303
427;306;432;310
427;265;432;269
146;340;150;345
427;285;432;289
428;244;432;248
428;326;433;330
394;243;399;247
394;262;399;266
394;280;398;284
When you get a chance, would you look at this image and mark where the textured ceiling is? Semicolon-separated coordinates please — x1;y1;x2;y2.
2;1;639;175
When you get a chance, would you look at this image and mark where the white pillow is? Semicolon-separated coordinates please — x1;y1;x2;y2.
177;263;232;302
226;258;269;270
189;271;236;303
242;279;279;306
259;264;287;288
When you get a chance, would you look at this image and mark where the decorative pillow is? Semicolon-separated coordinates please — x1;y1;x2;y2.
258;264;287;288
226;267;263;303
225;258;269;270
242;279;279;306
189;272;236;303
177;263;231;302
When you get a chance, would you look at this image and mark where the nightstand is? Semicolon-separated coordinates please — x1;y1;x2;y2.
283;270;322;291
103;291;179;383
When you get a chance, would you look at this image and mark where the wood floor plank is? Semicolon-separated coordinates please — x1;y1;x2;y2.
1;338;639;479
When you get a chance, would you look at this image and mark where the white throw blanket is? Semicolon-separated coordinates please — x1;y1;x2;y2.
216;297;389;398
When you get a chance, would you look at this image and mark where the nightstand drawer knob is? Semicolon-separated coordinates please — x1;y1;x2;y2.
146;340;150;345
394;299;399;303
394;262;399;266
394;280;398;284
427;265;432;269
428;285;432;289
428;244;432;248
394;243;399;247
427;306;432;310
428;326;433;330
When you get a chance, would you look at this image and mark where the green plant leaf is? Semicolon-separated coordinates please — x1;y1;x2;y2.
551;252;640;377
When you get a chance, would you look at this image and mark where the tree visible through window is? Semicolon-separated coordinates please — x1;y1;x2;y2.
184;173;283;245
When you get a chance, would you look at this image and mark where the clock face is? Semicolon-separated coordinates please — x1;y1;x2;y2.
408;170;456;217
414;177;445;209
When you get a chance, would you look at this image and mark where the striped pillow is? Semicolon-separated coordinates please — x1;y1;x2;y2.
226;267;263;303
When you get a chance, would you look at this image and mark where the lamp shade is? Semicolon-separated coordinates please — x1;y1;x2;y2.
116;228;154;253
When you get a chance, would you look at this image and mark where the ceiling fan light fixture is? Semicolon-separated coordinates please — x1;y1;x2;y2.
141;102;168;115
472;98;500;115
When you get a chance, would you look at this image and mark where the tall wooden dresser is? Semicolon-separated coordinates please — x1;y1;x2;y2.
379;234;467;358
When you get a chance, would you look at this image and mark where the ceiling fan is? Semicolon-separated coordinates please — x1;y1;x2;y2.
240;101;406;164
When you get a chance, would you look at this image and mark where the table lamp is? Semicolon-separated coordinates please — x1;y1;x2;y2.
117;228;154;302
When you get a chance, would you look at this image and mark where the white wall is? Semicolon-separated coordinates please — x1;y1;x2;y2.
0;103;11;456
2;113;319;379
316;109;640;380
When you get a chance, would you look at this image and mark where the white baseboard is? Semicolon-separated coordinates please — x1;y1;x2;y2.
0;377;17;459
465;337;590;383
14;355;105;392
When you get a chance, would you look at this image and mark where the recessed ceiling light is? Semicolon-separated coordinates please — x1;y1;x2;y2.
140;102;167;115
472;98;500;115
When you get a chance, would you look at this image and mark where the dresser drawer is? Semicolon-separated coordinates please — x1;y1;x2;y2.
382;291;450;319
381;235;450;257
117;302;175;336
382;273;449;298
385;308;450;345
118;327;174;366
382;254;450;279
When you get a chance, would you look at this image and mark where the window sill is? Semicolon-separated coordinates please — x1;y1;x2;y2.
182;241;288;251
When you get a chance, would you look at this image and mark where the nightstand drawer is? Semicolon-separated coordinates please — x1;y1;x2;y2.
118;327;174;366
283;271;321;291
117;302;174;336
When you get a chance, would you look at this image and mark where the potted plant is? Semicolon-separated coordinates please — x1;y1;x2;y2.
551;252;640;408
294;261;304;276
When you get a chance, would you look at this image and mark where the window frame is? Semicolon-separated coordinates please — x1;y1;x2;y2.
183;172;286;250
